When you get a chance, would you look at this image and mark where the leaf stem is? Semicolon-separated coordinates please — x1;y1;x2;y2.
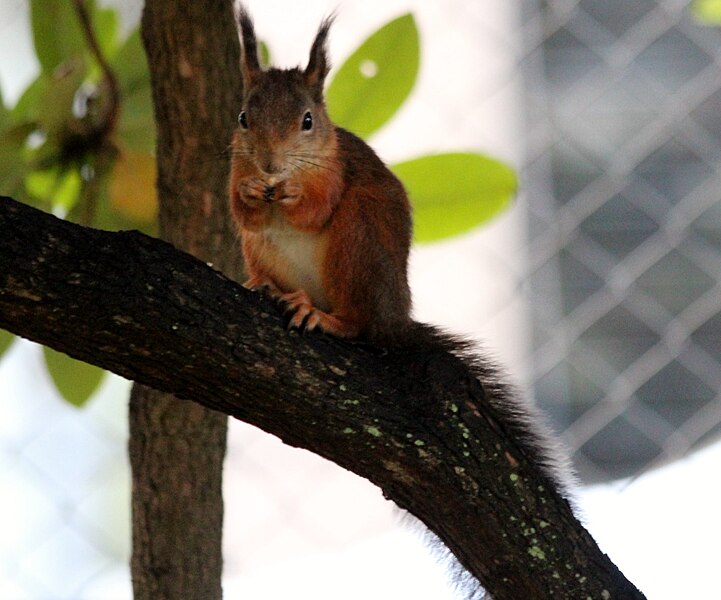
72;0;121;136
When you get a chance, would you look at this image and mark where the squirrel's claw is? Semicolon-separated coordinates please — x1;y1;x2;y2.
243;276;281;298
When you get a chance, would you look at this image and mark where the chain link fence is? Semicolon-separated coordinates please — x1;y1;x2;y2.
520;0;721;482
1;0;721;597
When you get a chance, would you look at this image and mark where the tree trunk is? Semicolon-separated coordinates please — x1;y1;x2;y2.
128;1;242;598
129;385;227;599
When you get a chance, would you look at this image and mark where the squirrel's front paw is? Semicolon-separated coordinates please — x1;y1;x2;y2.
276;180;303;205
238;177;272;208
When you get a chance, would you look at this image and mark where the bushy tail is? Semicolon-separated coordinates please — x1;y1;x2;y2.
398;320;574;492
389;321;575;600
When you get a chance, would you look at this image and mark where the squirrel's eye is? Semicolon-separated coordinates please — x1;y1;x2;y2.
302;111;313;131
238;111;248;129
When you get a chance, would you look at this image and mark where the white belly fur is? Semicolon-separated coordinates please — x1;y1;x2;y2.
263;223;329;311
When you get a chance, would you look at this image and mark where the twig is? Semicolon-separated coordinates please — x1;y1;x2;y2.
72;0;121;135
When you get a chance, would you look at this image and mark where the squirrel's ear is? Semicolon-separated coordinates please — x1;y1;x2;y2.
304;15;334;100
236;4;261;87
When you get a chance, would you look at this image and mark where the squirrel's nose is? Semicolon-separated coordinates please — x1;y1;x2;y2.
260;156;283;176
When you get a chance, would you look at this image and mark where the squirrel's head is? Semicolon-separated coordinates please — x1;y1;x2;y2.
234;6;336;180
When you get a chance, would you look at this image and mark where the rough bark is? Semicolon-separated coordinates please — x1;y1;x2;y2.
0;195;646;600
129;2;243;599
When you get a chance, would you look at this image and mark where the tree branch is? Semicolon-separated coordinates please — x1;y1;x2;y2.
0;195;646;600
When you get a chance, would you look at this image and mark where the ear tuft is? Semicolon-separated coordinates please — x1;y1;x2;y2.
304;14;335;100
236;3;262;86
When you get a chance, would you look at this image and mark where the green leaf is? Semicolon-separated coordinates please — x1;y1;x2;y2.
259;41;271;68
0;113;31;200
94;6;120;62
31;0;89;73
112;30;155;153
25;167;82;210
9;60;86;204
11;74;44;121
392;153;517;243
43;346;105;407
0;139;27;200
12;58;87;139
0;81;31;199
116;85;155;153
112;30;147;91
0;329;15;358
692;0;721;23
326;13;419;139
0;84;8;123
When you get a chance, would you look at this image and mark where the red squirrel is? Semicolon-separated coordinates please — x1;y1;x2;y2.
228;3;568;479
229;8;412;343
228;8;573;599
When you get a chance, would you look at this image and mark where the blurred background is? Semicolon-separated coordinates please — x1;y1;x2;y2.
1;0;721;598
